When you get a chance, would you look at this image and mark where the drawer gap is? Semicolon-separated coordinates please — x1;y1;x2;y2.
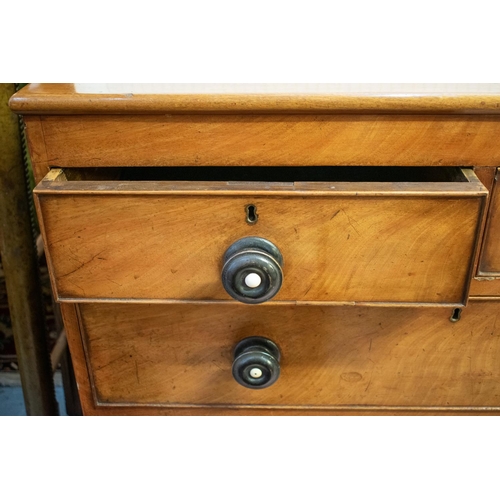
62;166;470;183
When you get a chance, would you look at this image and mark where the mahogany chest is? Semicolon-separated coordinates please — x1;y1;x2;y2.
10;83;500;415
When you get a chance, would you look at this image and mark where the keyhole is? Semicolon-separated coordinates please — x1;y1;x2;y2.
450;308;462;322
246;204;258;225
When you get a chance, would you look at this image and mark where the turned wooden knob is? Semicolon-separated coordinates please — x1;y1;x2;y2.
232;337;281;389
221;237;283;304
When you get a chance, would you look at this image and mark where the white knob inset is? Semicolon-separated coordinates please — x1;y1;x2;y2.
244;272;262;288
250;368;263;378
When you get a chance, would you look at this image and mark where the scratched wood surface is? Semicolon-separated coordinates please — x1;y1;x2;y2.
21;114;500;184
13;85;500;415
34;174;485;305
9;83;500;115
73;300;500;411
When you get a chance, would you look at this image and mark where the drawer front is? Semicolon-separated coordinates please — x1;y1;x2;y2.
77;301;500;410
35;168;486;306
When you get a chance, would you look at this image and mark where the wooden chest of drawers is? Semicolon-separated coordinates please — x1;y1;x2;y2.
10;83;500;415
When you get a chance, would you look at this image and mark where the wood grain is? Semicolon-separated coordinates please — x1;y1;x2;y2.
470;277;500;296
14;84;500;415
9;83;500;115
478;169;500;275
473;167;497;193
34;175;485;305
75;300;500;411
59;303;94;413
470;167;497;276
24;115;500;169
79;407;500;416
23;116;50;183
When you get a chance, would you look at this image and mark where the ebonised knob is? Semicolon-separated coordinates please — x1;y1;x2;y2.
232;337;281;389
221;237;283;304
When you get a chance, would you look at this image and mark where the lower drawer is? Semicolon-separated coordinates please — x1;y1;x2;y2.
71;301;500;413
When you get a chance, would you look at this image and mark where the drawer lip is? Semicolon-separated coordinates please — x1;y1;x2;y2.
34;167;488;197
57;296;468;308
92;401;500;412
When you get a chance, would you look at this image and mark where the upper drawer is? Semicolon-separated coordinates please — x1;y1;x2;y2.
34;167;487;306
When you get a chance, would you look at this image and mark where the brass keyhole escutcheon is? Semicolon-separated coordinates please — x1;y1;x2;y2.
245;204;258;225
450;308;462;322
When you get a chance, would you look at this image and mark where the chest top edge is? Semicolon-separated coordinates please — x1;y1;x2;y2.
9;83;500;115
